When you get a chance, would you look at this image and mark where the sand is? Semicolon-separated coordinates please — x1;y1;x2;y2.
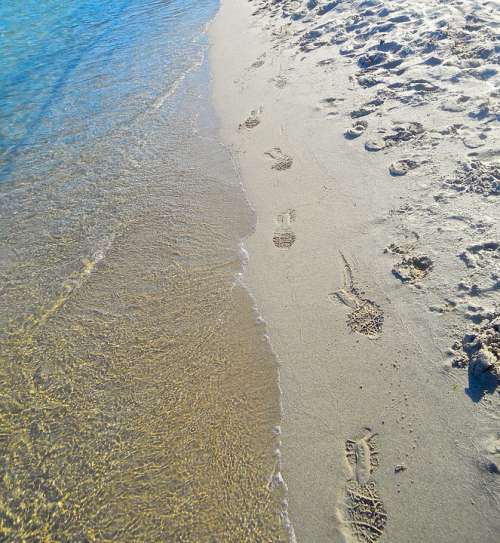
210;0;499;541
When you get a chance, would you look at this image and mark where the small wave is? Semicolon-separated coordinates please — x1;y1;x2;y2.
7;235;114;338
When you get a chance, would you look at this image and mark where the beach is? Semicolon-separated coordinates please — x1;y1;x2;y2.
0;0;498;539
210;0;500;541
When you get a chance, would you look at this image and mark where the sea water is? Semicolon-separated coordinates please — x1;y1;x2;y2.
0;1;284;540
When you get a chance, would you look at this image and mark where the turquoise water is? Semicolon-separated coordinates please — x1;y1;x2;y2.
0;0;217;182
0;1;285;540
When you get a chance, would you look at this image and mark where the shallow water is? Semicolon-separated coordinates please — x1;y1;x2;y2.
0;1;285;540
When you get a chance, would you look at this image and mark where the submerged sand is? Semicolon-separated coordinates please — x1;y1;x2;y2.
0;38;285;541
211;0;499;541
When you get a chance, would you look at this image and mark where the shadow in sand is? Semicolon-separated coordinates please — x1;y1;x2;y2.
465;370;497;403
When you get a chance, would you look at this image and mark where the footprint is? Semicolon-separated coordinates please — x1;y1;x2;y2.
365;139;386;152
459;241;499;269
336;429;387;543
461;125;488;149
450;314;500;385
389;159;419;176
273;210;296;249
250;53;266;70
265;147;293;170
271;74;288;88
350;106;377;119
480;433;500;474
316;96;345;116
392;255;433;284
239;107;263;130
345;120;368;140
330;254;384;338
317;57;336;68
444;161;500;196
441;95;470;113
350;98;384;119
383;231;420;256
345;429;380;485
388;122;425;144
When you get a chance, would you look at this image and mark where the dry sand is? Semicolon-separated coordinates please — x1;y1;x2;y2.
210;0;499;541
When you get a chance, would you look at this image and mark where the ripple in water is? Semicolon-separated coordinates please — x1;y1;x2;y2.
0;0;286;540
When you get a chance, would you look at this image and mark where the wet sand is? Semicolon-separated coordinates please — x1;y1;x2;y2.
210;0;499;541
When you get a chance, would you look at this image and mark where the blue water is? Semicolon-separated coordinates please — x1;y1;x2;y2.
0;0;217;182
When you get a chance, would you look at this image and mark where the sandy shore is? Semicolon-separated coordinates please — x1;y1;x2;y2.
210;0;499;541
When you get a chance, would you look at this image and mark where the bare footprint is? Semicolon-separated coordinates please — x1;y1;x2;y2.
336;429;387;543
330;254;384;338
265;147;293;170
273;209;296;249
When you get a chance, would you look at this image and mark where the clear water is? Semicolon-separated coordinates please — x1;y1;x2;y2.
0;1;285;540
1;0;215;179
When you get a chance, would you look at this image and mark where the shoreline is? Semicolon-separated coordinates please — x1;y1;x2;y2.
0;2;288;539
210;0;499;541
